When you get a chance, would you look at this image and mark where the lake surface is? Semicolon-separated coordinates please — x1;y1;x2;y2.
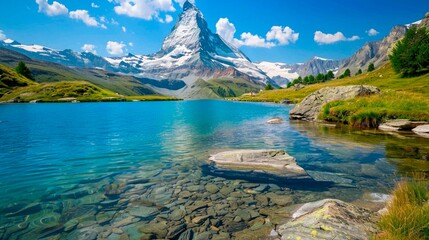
0;100;428;239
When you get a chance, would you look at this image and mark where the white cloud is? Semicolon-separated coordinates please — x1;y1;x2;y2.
238;32;276;48
35;0;68;16
165;14;173;23
215;18;298;48
216;18;236;44
0;30;6;41
100;16;107;23
314;31;360;44
122;26;127;32
69;10;104;28
81;44;97;54
91;3;100;8
106;41;126;55
128;42;133;47
111;18;119;25
266;26;299;45
367;28;379;36
113;0;176;21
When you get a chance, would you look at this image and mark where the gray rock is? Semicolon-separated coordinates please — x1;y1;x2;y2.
266;117;284;124
235;209;251;221
170;208;186;221
128;206;159;220
195;232;212;240
205;184;220;194
379;119;427;131
167;223;186;239
289;85;380;121
278;199;378;240
139;221;168;238
412;124;429;138
178;229;194;240
5;203;42;217
209;149;308;178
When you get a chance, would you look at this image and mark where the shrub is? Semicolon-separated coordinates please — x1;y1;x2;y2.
376;178;429;240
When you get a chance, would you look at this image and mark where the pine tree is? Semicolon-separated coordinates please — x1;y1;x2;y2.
390;26;429;76
367;63;375;72
265;83;274;90
15;61;34;80
356;69;362;75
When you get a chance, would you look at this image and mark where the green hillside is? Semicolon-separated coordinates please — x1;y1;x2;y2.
0;64;179;103
238;63;429;127
0;48;160;96
189;78;263;99
0;64;36;97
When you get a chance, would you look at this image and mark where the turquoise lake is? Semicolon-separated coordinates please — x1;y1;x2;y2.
0;100;428;239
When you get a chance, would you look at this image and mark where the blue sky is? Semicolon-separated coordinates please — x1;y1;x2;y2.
0;0;428;63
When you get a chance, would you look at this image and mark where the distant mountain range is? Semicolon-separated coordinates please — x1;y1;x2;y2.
0;1;427;98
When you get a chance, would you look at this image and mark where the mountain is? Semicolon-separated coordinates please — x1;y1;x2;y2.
337;26;407;76
336;12;429;76
0;1;270;98
256;57;343;87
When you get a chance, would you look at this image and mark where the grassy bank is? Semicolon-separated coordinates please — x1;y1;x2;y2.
237;63;429;127
376;177;429;240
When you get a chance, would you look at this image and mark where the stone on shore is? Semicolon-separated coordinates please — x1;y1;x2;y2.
412;124;429;138
209;149;308;178
277;199;378;240
289;85;380;121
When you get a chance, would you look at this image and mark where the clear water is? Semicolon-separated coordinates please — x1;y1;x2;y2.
0;100;428;239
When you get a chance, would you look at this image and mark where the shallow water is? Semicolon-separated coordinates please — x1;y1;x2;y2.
0;100;428;239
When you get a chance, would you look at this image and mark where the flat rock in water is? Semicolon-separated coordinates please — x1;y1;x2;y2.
379;119;427;131
289;85;380;121
412;124;429;138
266;117;284;124
209;149;308;178
277;199;378;240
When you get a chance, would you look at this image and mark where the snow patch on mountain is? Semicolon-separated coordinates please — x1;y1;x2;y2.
256;61;299;80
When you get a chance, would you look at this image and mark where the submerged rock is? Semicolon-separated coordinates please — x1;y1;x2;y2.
277;199;378;240
209;150;308;178
289;85;380;121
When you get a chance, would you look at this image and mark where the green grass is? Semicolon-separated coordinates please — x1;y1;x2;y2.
0;63;180;103
238;63;429;127
0;81;123;102
376;177;429;240
0;64;36;97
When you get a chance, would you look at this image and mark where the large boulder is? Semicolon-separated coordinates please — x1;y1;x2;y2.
277;199;379;240
208;149;308;178
289;85;380;121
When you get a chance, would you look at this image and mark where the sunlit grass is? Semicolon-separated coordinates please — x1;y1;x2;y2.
376;176;429;240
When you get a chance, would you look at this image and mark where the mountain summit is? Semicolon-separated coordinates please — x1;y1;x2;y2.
125;0;268;84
